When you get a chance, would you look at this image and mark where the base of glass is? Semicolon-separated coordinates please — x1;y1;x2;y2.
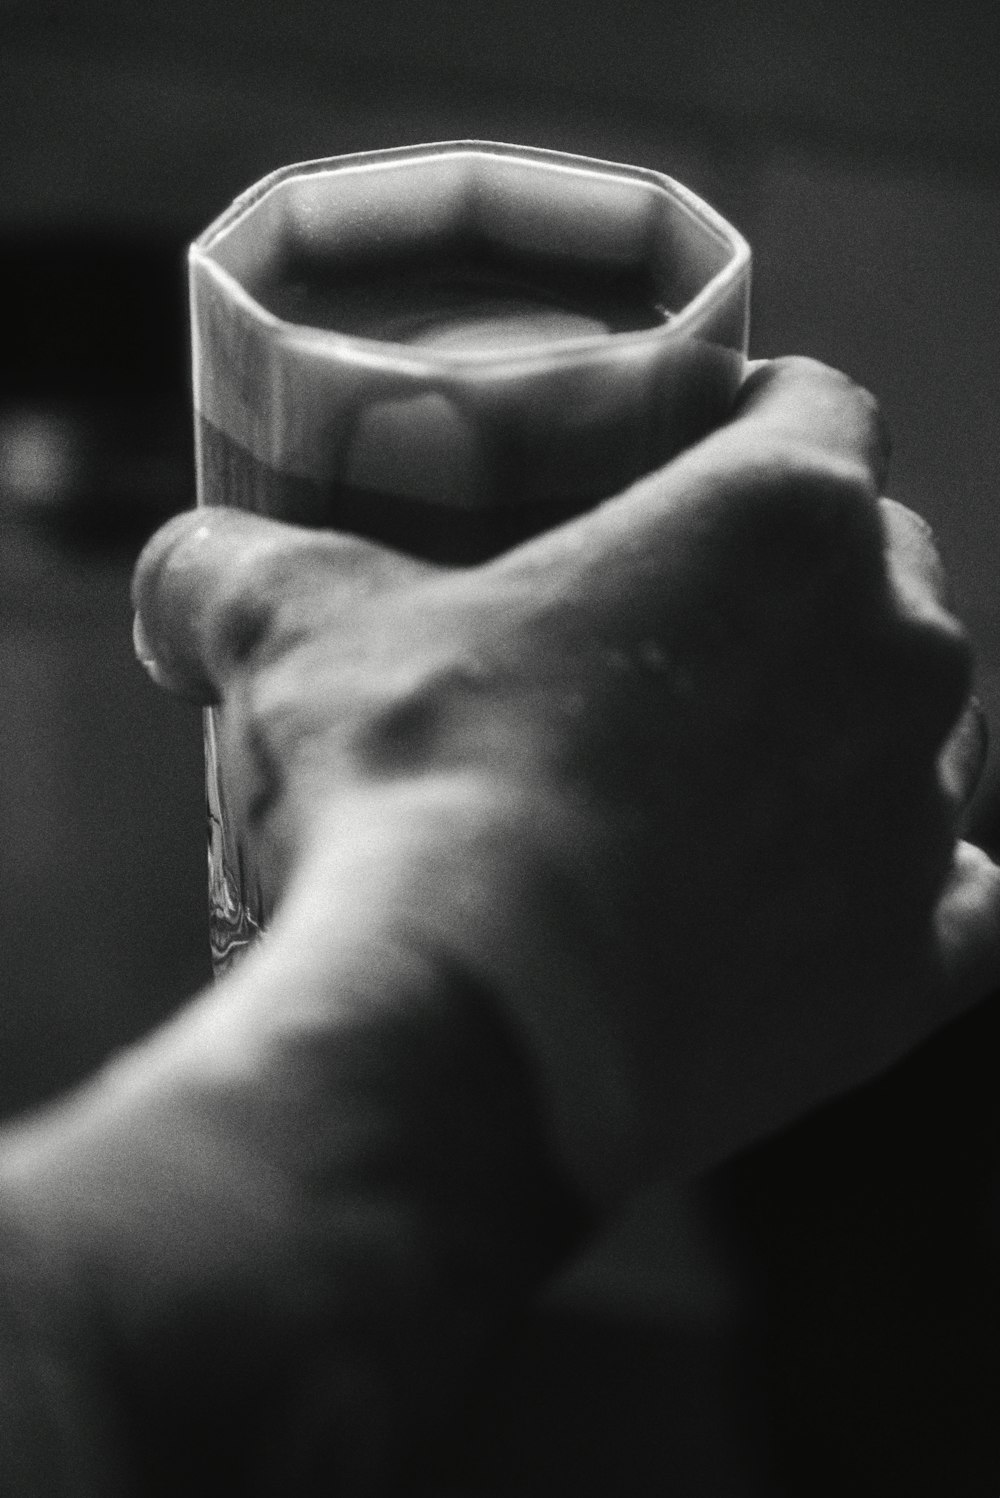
205;707;268;979
208;846;264;977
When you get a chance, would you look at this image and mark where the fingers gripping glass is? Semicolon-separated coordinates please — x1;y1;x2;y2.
189;141;751;974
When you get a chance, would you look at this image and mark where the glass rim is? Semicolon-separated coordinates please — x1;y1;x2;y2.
189;140;751;375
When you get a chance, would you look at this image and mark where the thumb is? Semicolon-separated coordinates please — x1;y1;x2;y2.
131;509;430;704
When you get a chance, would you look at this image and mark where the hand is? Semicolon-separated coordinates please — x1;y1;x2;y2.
132;356;1000;1198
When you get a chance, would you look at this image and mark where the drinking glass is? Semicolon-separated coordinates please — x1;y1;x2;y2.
190;140;751;972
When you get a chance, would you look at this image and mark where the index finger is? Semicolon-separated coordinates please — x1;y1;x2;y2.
502;356;892;614
514;357;891;581
676;355;891;502
731;357;891;487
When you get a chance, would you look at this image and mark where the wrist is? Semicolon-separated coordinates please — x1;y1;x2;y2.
0;839;591;1487
205;925;590;1486
279;771;645;1205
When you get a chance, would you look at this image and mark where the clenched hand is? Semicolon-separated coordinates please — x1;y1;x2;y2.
133;356;1000;1199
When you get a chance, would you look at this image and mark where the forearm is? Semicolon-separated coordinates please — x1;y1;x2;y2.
0;856;589;1493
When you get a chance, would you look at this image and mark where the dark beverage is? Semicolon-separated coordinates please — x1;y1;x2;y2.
255;241;670;349
196;416;594;565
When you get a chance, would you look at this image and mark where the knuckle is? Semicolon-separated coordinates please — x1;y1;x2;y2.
880;497;951;608
736;439;882;575
759;438;875;512
764;356;891;477
887;608;973;748
211;531;424;676
773;355;882;419
823;362;883;428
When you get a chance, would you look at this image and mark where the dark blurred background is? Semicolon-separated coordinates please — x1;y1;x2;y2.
1;3;998;1494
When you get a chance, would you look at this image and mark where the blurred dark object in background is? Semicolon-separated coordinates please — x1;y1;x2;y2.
0;237;191;544
2;4;999;1494
0;238;186;400
723;991;1000;1498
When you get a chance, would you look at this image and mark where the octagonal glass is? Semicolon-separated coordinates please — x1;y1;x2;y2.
191;141;751;971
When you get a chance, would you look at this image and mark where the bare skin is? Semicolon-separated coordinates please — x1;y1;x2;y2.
0;357;995;1494
133;355;998;1189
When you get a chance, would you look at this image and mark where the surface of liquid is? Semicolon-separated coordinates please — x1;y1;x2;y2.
256;243;669;351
